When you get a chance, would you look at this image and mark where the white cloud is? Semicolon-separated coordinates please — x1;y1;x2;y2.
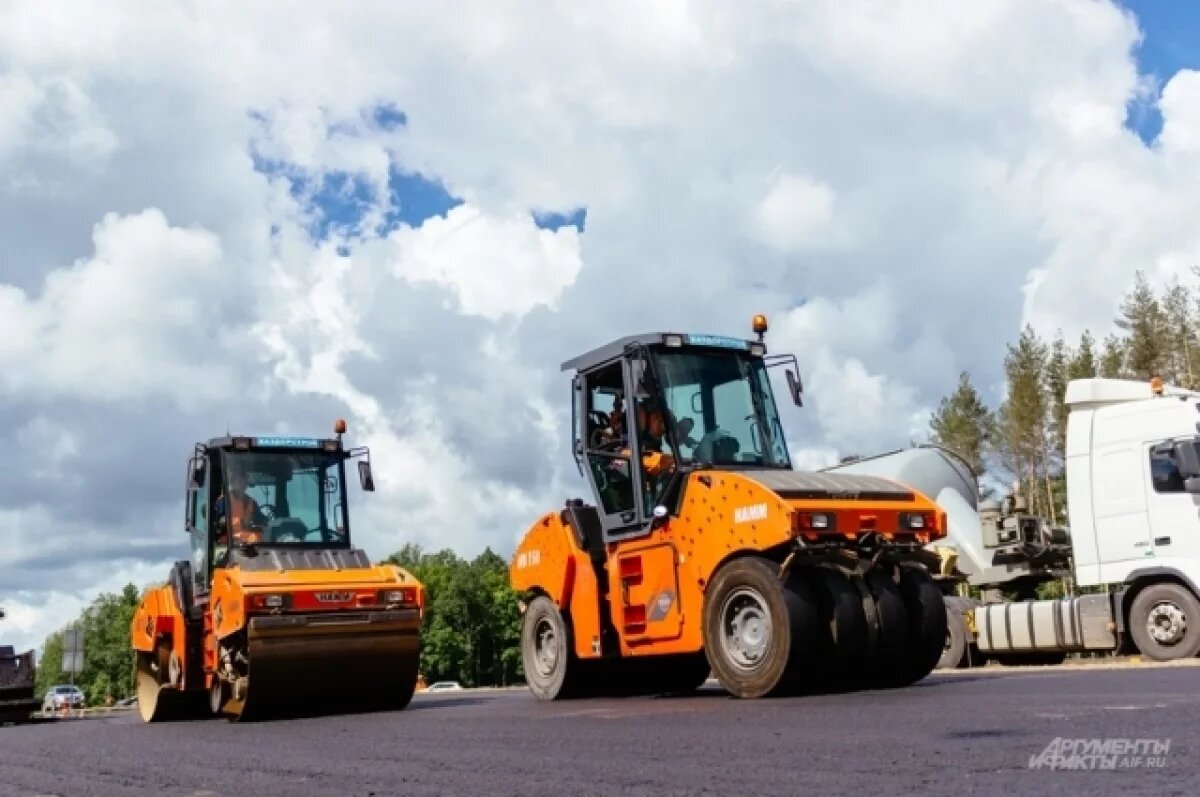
0;208;236;410
751;172;847;253
2;0;1198;652
389;204;583;321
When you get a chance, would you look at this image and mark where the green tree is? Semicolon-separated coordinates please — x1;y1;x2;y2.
928;370;994;479
36;583;142;706
383;544;522;687
994;325;1055;521
1114;271;1166;378
1067;331;1098;380
1045;332;1071;467
1162;276;1199;388
1099;333;1126;378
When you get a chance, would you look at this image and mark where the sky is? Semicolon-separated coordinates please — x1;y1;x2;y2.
3;0;1200;659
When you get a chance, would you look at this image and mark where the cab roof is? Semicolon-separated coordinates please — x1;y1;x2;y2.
560;331;762;373
202;434;343;451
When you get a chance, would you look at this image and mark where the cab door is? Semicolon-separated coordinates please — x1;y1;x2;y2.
185;452;213;596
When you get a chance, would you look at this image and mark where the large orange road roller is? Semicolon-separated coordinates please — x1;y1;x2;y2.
130;420;424;722
510;316;949;699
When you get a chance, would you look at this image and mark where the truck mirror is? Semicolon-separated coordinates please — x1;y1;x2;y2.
1173;441;1200;479
358;460;375;492
786;369;803;407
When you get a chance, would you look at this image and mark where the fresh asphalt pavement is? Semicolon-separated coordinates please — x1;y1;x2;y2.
2;663;1198;797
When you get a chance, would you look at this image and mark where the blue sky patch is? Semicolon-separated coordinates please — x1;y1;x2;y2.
1118;0;1200;145
533;207;587;233
384;166;463;230
372;103;408;131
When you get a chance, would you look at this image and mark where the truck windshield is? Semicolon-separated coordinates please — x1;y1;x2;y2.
220;450;349;545
650;348;791;468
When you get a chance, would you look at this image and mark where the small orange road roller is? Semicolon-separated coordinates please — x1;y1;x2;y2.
131;420;424;721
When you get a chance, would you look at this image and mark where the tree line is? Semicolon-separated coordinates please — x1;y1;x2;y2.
33;545;523;705
927;269;1199;525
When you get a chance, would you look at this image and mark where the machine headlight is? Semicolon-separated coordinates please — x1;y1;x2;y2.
379;588;416;605
793;512;835;532
249;593;287;610
900;512;934;530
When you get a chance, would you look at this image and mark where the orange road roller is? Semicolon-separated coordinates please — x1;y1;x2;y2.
130;420;424;722
510;316;949;699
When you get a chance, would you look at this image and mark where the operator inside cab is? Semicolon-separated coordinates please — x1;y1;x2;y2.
214;470;267;548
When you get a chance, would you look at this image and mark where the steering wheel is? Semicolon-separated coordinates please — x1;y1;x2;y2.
594;437;626;453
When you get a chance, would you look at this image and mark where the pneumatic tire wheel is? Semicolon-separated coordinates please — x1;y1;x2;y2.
881;565;947;687
703;556;816;699
520;596;582;700
1129;583;1200;661
938;604;968;670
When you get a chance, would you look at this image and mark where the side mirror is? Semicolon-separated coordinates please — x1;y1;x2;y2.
786;369;803;407
1173;440;1200;479
358;460;375;492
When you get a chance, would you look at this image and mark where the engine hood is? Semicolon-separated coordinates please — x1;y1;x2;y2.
224;546;414;589
738;469;917;502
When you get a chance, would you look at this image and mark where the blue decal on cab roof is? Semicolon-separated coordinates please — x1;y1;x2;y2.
255;436;321;448
685;334;750;350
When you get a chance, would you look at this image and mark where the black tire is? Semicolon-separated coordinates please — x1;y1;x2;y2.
520;595;582;700
803;566;869;692
1128;582;1200;661
859;567;909;687
702;556;817;699
883;565;946;687
938;604;968;670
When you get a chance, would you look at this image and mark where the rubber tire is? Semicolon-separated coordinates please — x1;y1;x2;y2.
884;565;946;687
1128;582;1200;661
702;555;815;699
861;567;909;686
520;595;582;700
938;604;968;670
802;567;869;693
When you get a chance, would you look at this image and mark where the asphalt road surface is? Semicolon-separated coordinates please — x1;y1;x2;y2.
3;664;1198;797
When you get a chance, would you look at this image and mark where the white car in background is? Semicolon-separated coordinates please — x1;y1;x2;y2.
42;684;85;713
423;681;463;692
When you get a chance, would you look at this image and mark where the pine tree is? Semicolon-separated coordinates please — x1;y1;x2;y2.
928;371;995;479
1045;332;1070;467
1068;331;1098;380
1115;271;1166;378
1100;333;1126;377
1162;275;1198;388
995;325;1054;520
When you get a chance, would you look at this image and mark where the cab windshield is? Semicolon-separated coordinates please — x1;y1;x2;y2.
219;450;349;545
650;348;791;468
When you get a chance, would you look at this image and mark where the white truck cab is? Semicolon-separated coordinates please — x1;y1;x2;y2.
959;377;1200;662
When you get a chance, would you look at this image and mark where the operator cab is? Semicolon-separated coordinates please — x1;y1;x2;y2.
564;315;804;541
182;420;376;598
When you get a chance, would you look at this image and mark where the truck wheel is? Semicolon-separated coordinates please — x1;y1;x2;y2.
703;555;815;699
1129;583;1200;661
520;595;581;700
938;605;967;670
